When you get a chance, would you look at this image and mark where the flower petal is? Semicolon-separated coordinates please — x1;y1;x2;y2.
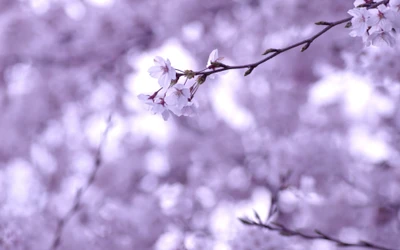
158;73;170;88
148;66;163;78
207;49;219;67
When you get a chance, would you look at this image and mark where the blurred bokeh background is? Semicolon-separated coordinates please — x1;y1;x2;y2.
1;0;400;249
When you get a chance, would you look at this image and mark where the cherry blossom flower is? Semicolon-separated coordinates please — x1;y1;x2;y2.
207;49;223;68
168;101;197;117
139;85;196;120
367;30;396;47
348;3;399;47
165;84;191;109
180;102;197;117
348;8;372;37
165;84;197;117
388;0;400;27
390;0;400;11
138;93;154;105
138;94;170;120
148;56;176;88
368;5;395;33
207;49;226;79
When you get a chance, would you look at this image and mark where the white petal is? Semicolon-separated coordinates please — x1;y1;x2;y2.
207;49;219;66
148;66;163;78
138;94;153;104
168;66;176;80
153;56;166;66
158;73;171;88
162;110;170;121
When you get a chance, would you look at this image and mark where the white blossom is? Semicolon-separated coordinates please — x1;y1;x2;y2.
368;5;395;33
207;49;223;68
138;94;170;120
138;85;196;120
148;56;176;88
165;84;197;117
168;101;197;117
165;84;191;109
206;49;226;79
367;30;396;47
391;0;400;11
348;3;400;47
389;0;400;27
348;7;372;37
180;102;197;117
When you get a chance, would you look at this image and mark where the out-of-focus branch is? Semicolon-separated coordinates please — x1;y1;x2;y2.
49;115;113;250
239;216;397;250
176;0;389;79
240;162;398;250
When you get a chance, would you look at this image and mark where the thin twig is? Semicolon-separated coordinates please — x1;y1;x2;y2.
176;17;350;78
239;217;398;250
49;114;113;250
176;0;389;79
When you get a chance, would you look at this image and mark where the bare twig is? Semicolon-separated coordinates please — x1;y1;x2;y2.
239;217;398;250
49;114;113;250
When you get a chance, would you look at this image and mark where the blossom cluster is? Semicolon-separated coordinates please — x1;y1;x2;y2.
139;49;223;120
348;0;400;47
139;1;400;120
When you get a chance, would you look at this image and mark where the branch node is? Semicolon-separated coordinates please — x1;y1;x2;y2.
197;74;207;84
301;42;310;52
315;21;332;26
244;67;255;76
210;61;228;69
183;69;196;79
238;217;253;225
262;48;279;55
253;210;262;223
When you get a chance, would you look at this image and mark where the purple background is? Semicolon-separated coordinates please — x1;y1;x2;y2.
1;0;400;249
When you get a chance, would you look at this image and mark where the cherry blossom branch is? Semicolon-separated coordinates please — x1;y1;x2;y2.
49;115;113;250
143;17;352;120
239;216;397;250
140;0;393;120
361;0;389;8
176;0;389;79
176;17;350;79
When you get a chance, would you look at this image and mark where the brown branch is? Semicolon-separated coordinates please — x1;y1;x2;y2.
49;114;113;250
176;0;389;79
239;216;398;250
176;17;351;79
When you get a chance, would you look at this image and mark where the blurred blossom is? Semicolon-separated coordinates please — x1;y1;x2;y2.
338;227;361;244
227;167;250;190
2;0;400;249
195;186;216;208
156;183;183;213
279;189;299;213
155;228;183;250
145;150;170;176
